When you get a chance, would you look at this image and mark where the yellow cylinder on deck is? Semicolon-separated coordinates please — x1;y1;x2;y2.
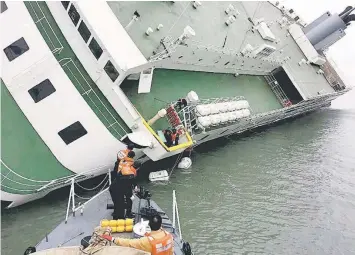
117;219;125;227
125;225;133;232
100;219;109;227
110;227;117;233
109;220;117;227
125;218;134;226
117;226;125;233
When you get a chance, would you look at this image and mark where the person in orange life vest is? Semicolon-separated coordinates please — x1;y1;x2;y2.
120;160;141;218
115;152;139;219
112;144;135;181
171;128;179;146
101;214;174;255
109;151;135;219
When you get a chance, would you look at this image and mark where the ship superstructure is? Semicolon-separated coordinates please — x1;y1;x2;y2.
1;1;353;207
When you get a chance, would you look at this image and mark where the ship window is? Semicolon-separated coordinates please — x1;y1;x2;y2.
1;1;8;13
28;79;56;103
68;4;80;26
3;37;29;62
78;21;91;43
88;38;103;59
104;60;119;82
61;1;69;10
58;121;87;145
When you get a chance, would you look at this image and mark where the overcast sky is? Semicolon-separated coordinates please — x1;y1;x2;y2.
282;0;355;109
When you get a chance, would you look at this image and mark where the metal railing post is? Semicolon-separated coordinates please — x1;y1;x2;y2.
108;168;112;186
172;190;176;228
71;178;75;217
65;180;73;223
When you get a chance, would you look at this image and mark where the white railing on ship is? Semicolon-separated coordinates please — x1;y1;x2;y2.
172;190;183;239
0;159;111;193
59;58;129;138
28;2;63;54
26;2;128;139
65;168;112;223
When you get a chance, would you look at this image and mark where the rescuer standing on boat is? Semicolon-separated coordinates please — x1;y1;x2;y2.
110;151;136;219
101;214;174;254
112;144;135;179
119;160;141;218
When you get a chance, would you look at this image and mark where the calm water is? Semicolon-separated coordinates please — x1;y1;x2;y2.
2;108;355;254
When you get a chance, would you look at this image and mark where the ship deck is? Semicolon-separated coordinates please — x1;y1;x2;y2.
121;69;282;130
109;1;336;99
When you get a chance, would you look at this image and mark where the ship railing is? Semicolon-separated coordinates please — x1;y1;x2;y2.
65;168;112;223
195;89;348;135
168;96;247;134
27;2;63;54
149;36;178;62
59;58;129;139
264;75;291;107
189;40;281;65
172;190;183;239
0;159;112;194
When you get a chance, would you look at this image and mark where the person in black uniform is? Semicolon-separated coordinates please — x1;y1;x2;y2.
109;151;135;219
121;161;141;218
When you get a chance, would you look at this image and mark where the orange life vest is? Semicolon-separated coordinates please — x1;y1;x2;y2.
146;230;173;255
118;158;136;177
171;133;177;141
117;149;131;160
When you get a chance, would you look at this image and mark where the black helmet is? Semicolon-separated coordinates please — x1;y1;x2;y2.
127;143;135;150
133;161;141;169
127;151;135;158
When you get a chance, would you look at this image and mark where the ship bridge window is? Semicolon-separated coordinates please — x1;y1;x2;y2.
58;121;87;145
3;37;29;62
1;1;8;13
88;38;103;59
68;4;80;26
78;21;91;43
104;60;119;82
28;79;56;103
61;1;69;10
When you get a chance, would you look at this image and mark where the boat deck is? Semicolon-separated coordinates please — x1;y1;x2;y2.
121;69;282;130
1;80;73;195
109;1;336;98
35;190;185;255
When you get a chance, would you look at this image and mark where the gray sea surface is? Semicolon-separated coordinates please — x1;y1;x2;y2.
2;108;355;254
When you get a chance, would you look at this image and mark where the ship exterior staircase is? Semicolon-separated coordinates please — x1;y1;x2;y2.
265;75;292;107
166;104;183;128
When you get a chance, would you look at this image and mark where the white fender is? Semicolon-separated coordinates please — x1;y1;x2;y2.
177;157;192;169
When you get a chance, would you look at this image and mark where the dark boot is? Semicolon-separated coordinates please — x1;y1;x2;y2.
125;209;135;218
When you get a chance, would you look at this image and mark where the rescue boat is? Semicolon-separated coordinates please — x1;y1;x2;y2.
23;186;193;255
